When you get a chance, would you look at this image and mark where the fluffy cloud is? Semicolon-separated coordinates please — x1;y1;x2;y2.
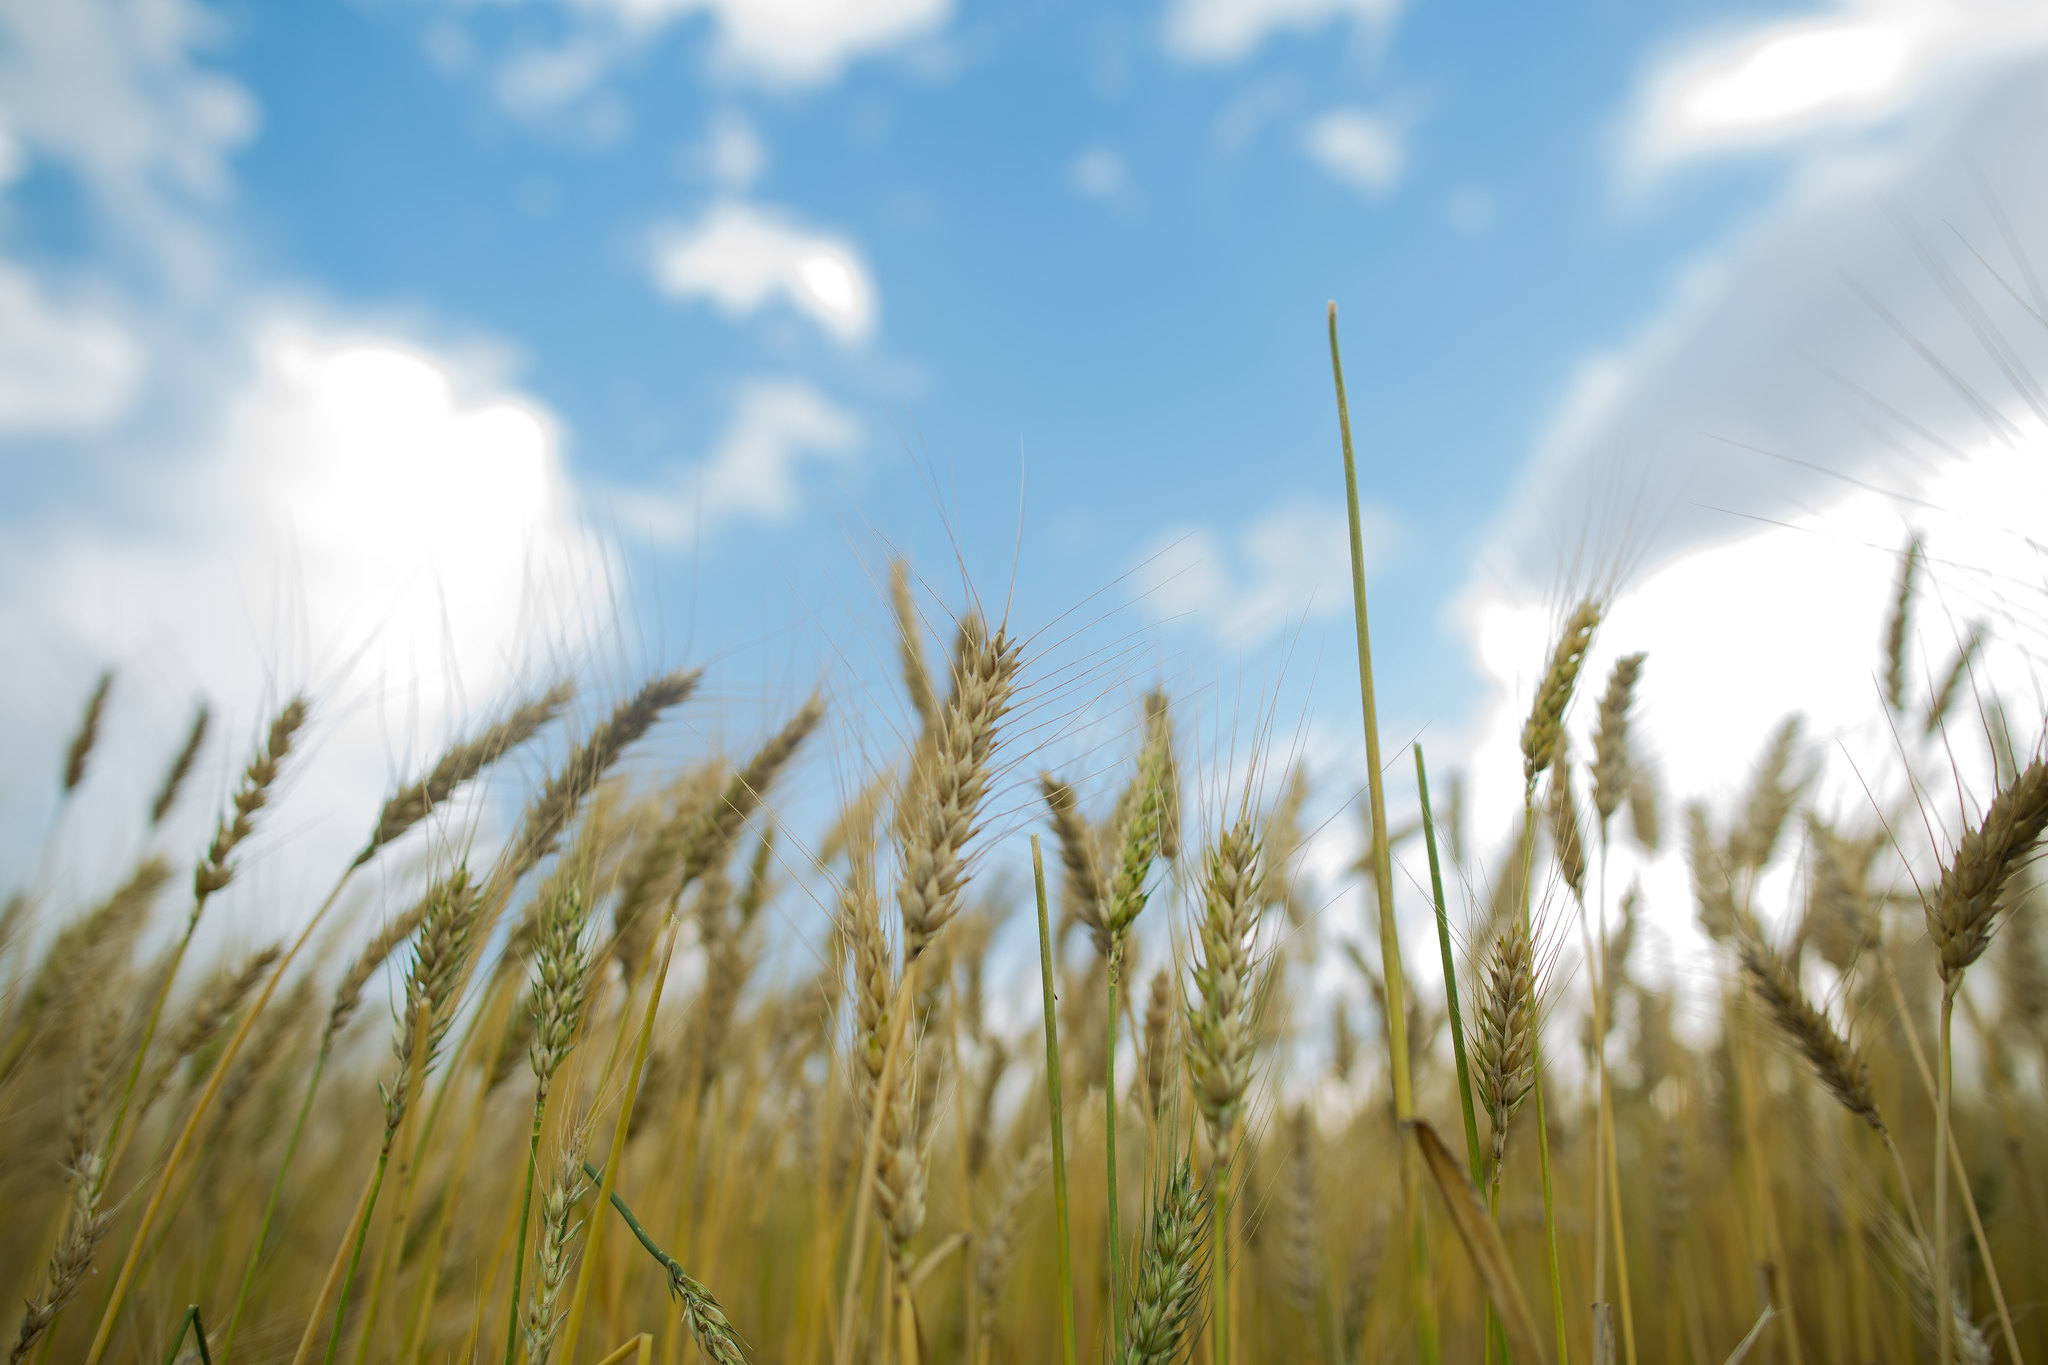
1069;148;1131;203
1135;497;1391;646
605;378;860;543
701;110;767;190
0;322;619;904
0;0;257;277
0;264;141;431
1454;417;2048;976
541;0;949;88
1627;0;2048;169
651;201;878;344
1301;108;1404;196
1163;0;1402;64
1483;57;2048;601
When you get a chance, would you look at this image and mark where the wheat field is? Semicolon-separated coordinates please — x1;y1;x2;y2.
2;326;2043;1365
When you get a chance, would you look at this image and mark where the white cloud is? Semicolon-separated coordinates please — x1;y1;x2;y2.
0;0;258;278
1629;0;2048;168
1446;186;1494;234
1163;0;1401;64
1454;420;2048;983
556;0;950;87
1135;497;1393;646
1484;58;2048;600
605;377;861;542
0;264;141;431
1069;148;1130;202
494;39;613;115
1301;108;1405;196
0;320;619;910
702;110;766;190
651;201;878;344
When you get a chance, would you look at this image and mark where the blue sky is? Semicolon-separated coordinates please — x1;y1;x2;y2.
6;0;2048;972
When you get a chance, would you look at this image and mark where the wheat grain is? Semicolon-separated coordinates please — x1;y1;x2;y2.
1472;915;1537;1190
149;700;210;827
1925;753;2048;982
1592;653;1645;832
1117;1154;1210;1365
357;681;572;868
1884;535;1921;717
893;558;938;733
61;669;113;796
194;695;309;901
523;1125;593;1365
1738;934;1883;1133
502;670;701;885
897;625;1018;960
1521;600;1600;797
1185;815;1262;1149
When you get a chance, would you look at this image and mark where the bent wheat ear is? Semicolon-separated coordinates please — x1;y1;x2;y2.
504;669;702;883
357;680;572;868
679;693;825;891
1738;935;1883;1133
196;696;310;900
1926;754;2048;982
327;898;433;1044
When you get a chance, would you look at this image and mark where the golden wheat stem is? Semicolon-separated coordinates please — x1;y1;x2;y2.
91;867;344;1365
831;954;921;1365
218;1037;330;1363
1875;947;2023;1365
558;914;684;1364
1595;842;1638;1365
1517;813;1571;1365
1032;836;1080;1365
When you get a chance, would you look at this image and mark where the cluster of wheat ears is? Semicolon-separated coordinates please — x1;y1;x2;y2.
3;309;2045;1365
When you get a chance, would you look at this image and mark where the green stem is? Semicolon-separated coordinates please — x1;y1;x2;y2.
503;1105;545;1365
101;905;205;1173
1212;1165;1230;1365
162;1304;214;1365
1416;745;1482;1185
323;1143;393;1365
1521;812;1569;1365
1107;941;1123;1364
220;1041;331;1364
1031;837;1079;1365
579;1159;682;1280
1330;300;1433;1365
1935;984;1955;1365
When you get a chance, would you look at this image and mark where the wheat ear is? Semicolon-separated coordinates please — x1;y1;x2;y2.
358;681;573;868
149;700;210;827
1118;1154;1211;1365
60;669;113;796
